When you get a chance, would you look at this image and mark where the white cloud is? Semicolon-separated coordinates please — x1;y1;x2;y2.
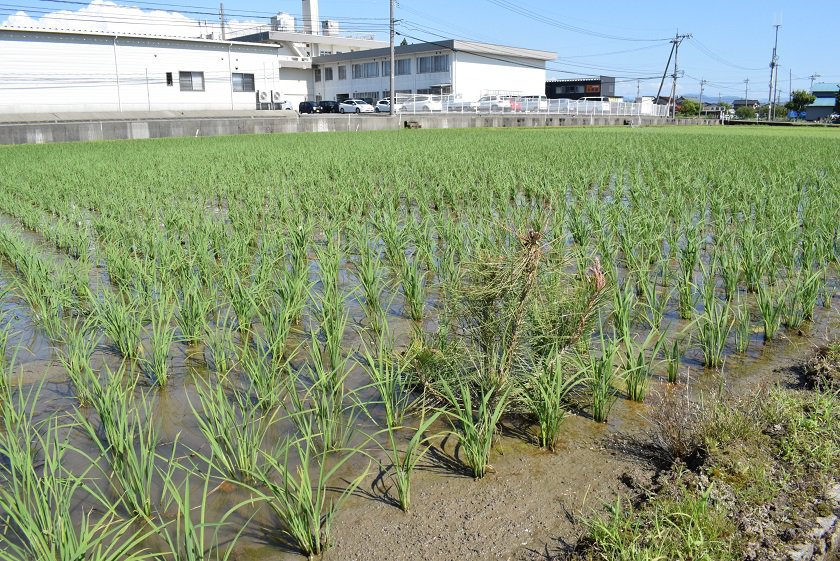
1;0;264;39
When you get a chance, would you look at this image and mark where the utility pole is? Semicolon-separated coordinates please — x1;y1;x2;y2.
744;78;749;106
389;0;395;115
698;78;707;118
767;23;780;121
219;3;226;40
789;68;792;102
809;73;820;91
668;32;691;117
636;79;640;100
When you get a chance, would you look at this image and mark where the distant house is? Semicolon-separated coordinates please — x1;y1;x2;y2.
733;99;760;109
804;83;839;122
545;76;615;100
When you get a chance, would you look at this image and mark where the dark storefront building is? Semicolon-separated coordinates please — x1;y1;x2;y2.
545;76;616;100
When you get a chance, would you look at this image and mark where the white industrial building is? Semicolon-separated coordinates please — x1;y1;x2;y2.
0;0;556;116
311;40;556;103
0;27;319;114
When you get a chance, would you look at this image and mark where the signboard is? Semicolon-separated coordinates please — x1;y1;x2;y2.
585;84;601;93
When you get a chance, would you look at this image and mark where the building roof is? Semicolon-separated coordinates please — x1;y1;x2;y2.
233;30;386;50
808;98;836;108
0;26;288;50
812;82;839;93
546;76;612;83
313;39;556;64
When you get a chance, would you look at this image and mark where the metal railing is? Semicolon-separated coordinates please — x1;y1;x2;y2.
392;94;670;117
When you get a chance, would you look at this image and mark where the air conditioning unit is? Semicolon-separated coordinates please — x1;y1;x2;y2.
257;90;270;104
271;91;283;104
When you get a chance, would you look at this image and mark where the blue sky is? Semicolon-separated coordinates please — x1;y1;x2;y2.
3;0;837;99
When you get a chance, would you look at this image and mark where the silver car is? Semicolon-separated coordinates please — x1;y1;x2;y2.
338;99;375;113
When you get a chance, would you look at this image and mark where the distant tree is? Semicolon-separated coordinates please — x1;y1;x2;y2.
677;99;700;116
400;38;408;46
736;106;756;119
757;104;786;120
720;101;732;111
785;90;816;116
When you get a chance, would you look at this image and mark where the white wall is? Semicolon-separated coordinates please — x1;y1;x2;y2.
0;30;310;114
314;49;547;102
453;52;546;100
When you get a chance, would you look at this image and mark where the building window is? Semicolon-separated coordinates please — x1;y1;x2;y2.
352;62;379;79
338;65;347;80
353;91;379;103
416;54;449;74
396;58;411;75
381;61;390;76
324;67;333;81
232;73;255;92
166;72;173;86
179;71;204;91
314;68;322;82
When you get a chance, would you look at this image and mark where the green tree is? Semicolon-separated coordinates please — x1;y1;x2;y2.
677;99;700;117
735;106;756;120
785;90;816;116
400;38;408;46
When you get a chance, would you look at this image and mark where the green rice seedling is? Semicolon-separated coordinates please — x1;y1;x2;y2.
15;275;65;341
518;349;584;450
354;240;387;332
821;272;834;309
205;312;236;375
58;317;100;407
582;333;619;423
697;299;731;368
664;334;689;384
717;242;741;299
293;332;357;453
92;289;144;360
379;407;441;512
676;270;695;320
437;379;512;479
156;464;261;561
357;329;414;427
611;281;634;340
222;268;260;333
622;330;665;402
190;375;278;482
142;297;176;388
0;415;158;561
796;269;822;321
276;263;311;325
175;278;212;344
240;341;283;410
741;234;773;293
256;298;295;367
757;283;785;342
639;273;672;330
80;366;172;518
400;254;427;322
733;304;751;354
253;412;369;559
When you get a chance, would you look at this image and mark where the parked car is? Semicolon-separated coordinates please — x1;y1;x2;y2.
519;95;548;112
400;95;442;112
318;100;340;113
298;101;321;114
442;97;478;112
477;95;519;112
338;99;375;113
577;96;611;112
374;98;403;112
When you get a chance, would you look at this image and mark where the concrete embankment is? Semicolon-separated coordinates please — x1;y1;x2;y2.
0;110;718;145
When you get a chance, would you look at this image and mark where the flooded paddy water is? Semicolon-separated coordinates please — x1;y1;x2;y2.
0;126;838;560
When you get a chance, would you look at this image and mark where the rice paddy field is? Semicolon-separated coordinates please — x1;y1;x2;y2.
0;125;839;560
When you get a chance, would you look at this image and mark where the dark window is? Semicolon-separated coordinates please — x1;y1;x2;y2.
314;68;322;82
338;65;347;80
165;72;173;86
324;67;333;81
232;73;255;92
179;71;204;92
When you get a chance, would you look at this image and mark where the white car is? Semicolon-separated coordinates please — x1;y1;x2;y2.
374;98;403;113
477;95;521;112
400;95;442;112
338;99;375;113
442;98;478;112
519;95;549;112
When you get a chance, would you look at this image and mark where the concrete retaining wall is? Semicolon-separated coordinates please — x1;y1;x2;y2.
0;112;718;145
